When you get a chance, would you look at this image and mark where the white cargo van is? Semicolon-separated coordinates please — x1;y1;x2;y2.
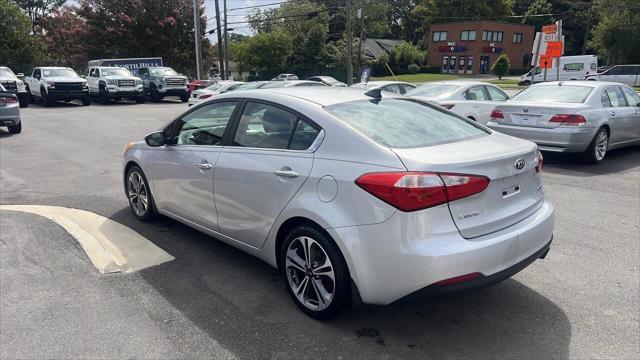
519;55;598;85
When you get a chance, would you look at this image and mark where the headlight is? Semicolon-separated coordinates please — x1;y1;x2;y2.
106;79;117;85
16;81;25;90
135;79;142;86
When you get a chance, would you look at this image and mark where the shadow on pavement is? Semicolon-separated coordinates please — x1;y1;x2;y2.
110;207;572;359
542;146;639;176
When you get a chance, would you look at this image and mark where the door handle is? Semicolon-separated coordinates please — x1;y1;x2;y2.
609;111;616;116
197;163;212;171
274;169;298;178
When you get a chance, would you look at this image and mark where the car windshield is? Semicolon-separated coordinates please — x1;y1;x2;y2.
511;85;593;103
0;68;17;80
42;68;79;77
150;68;178;76
101;68;132;77
325;99;488;148
406;84;458;99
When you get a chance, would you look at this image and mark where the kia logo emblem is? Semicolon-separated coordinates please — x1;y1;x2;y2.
523;108;529;113
515;159;526;170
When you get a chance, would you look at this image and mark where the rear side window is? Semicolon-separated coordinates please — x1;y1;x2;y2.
511;85;593;103
485;86;508;101
325;99;488;148
383;84;402;94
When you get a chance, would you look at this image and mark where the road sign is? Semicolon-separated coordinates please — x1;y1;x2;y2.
545;41;563;57
544;33;557;41
542;24;557;34
540;56;553;69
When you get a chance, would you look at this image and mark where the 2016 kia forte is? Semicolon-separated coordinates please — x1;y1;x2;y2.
123;87;555;319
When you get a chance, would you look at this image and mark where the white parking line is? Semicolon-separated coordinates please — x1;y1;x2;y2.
0;205;174;274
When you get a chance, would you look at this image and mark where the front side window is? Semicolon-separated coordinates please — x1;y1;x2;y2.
464;86;488;100
603;87;627;107
173;101;237;146
233;102;304;150
621;86;640;107
511;85;593;103
620;66;637;75
485;86;509;101
432;31;447;42
325;99;488;149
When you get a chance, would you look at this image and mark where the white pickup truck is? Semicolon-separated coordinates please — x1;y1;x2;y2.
86;66;145;104
25;67;90;106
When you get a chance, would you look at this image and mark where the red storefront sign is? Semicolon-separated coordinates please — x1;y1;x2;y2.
438;45;467;52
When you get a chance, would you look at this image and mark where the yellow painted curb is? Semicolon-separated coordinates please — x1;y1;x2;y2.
0;205;174;274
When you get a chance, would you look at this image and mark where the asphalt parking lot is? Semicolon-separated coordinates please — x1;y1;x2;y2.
1;100;639;359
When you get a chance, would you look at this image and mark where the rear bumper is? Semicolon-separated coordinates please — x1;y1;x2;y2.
0;109;21;126
487;121;597;153
327;200;555;305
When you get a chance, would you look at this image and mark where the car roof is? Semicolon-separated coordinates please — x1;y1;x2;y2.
216;87;404;106
416;80;493;87
530;80;622;88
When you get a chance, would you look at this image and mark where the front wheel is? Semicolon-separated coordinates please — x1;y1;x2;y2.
41;89;53;107
180;94;189;103
582;127;609;163
81;96;91;106
126;166;157;221
135;97;145;104
8;122;21;134
281;226;350;320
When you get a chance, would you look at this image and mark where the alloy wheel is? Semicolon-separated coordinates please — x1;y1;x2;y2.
127;172;148;216
285;236;335;311
595;130;608;161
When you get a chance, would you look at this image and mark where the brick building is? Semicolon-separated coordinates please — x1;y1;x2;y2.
425;21;535;75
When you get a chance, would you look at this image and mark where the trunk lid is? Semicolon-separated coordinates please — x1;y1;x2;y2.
493;101;587;129
392;132;544;239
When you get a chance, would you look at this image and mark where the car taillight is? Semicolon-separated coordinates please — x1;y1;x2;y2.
355;172;490;212
0;96;17;104
441;104;455;110
199;93;212;100
549;114;586;126
490;109;504;119
535;150;544;173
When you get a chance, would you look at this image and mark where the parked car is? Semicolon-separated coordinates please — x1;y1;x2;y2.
518;55;598;85
487;81;640;163
349;81;416;94
86;66;144;104
306;76;347;87
406;81;509;124
231;81;272;91
0;84;21;134
188;79;217;95
261;80;326;88
0;67;29;107
24;67;90;106
188;81;246;106
123;87;554;319
584;64;640;87
272;73;299;81
138;67;189;102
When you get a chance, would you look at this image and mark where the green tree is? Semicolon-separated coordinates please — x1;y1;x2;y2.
491;54;510;79
232;30;292;78
522;0;553;30
0;0;46;73
12;0;66;33
589;0;640;64
388;41;425;74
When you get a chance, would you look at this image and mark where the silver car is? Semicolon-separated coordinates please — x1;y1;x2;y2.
0;84;21;134
487;81;640;163
123;88;554;319
261;80;326;88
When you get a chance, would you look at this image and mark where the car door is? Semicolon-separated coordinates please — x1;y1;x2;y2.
601;86;633;144
151;100;239;231
31;69;42;96
213;100;320;248
460;85;490;119
618;85;640;142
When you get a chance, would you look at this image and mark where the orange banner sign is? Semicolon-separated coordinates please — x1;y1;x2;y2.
545;41;563;57
542;24;557;34
540;56;553;69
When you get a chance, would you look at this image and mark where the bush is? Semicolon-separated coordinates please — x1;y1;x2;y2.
407;64;421;73
491;54;510;79
389;42;425;74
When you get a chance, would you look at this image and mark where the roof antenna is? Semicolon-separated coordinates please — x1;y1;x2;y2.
364;88;382;99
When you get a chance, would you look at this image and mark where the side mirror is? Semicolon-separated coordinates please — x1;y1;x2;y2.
16;73;24;80
145;131;166;147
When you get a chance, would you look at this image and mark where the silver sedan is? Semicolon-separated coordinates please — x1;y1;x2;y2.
123;88;554;319
0;84;21;134
487;81;640;163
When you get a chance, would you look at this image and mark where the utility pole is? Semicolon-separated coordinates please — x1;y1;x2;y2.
192;0;202;79
346;0;353;85
582;2;592;55
223;0;230;80
214;0;224;80
356;8;364;78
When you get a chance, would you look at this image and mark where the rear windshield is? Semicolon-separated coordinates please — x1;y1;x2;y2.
405;84;458;99
511;85;593;103
324;99;488;148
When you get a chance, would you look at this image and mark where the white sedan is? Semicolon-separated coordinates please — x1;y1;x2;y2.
188;81;246;106
406;81;510;124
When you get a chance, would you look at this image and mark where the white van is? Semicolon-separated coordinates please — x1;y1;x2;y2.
519;55;598;85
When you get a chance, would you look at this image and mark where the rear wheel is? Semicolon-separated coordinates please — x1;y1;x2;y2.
280;226;350;320
8;122;21;134
126;166;157;221
583;127;609;163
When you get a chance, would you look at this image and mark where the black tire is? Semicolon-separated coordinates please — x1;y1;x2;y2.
26;86;35;103
582;127;609;164
180;94;189;103
125;166;157;221
18;93;29;108
81;96;91;106
41;89;53;107
150;90;162;103
280;225;350;320
8;122;21;134
99;86;110;105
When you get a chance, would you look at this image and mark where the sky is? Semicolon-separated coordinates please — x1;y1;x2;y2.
203;0;281;40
